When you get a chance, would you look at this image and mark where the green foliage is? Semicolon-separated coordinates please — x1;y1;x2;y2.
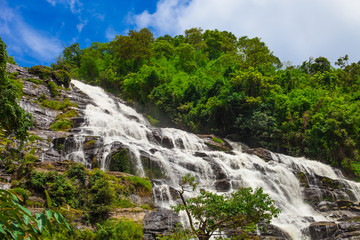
0;189;71;240
95;219;143;240
41;98;76;110
0;37;32;141
51;28;360;178
29;66;52;80
108;149;133;173
47;81;59;97
24;78;42;85
124;175;152;196
7;56;17;65
172;174;280;240
50;119;73;131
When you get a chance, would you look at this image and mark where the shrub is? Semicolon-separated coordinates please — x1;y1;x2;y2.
47;80;59;97
24;78;42;84
52;69;71;88
41;98;76;110
50;119;73;131
124;175;152;196
65;163;87;186
29;65;52;80
95;219;143;240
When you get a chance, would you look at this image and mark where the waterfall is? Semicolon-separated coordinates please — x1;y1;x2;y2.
70;80;360;239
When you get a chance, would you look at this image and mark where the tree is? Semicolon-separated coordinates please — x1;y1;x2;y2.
171;174;280;240
0;37;32;141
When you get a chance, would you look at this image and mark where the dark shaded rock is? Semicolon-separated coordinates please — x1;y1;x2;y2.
107;146;135;174
174;138;184;149
141;154;166;179
71;117;85;128
203;157;227;180
307;222;338;239
224;134;243;142
214;179;231;192
194;152;208;158
150;129;174;149
161;136;174;149
149;148;158;154
143;209;181;240
244;148;273;162
258;223;292;240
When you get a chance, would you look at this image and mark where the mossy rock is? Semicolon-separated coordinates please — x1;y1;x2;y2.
51;69;71;88
108;149;136;174
141;156;166;179
28;65;52;80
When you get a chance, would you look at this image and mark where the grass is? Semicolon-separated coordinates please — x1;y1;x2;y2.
24;78;42;85
212;136;224;144
50;119;73;131
41;98;76;110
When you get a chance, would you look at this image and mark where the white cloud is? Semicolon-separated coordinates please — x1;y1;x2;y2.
46;0;82;14
0;0;62;64
76;19;88;32
105;26;118;41
132;0;360;64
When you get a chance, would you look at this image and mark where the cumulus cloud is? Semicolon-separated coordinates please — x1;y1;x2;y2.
132;0;360;64
0;0;62;64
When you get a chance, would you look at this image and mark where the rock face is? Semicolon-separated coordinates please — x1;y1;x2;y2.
143;209;181;240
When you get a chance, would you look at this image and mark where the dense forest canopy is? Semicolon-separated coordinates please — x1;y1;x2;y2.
13;27;360;179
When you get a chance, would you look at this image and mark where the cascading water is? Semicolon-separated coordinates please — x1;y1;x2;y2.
70;80;360;239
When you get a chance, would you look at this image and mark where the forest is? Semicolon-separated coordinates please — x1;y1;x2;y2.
50;27;360;179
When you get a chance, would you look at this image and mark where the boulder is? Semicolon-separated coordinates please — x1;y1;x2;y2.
244;148;273;162
214;179;231;192
143;209;181;240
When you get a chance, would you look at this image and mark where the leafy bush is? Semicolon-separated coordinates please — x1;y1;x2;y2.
24;78;42;84
52;69;71;88
95;219;143;240
50;118;73;131
47;80;59;97
29;65;52;80
41;98;76;110
124;175;152;196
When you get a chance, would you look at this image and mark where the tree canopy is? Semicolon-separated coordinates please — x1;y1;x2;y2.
168;174;280;240
51;28;360;179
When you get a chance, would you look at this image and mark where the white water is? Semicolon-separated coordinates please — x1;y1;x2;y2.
70;80;360;239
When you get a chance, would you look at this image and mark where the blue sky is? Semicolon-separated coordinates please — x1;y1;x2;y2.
1;0;360;67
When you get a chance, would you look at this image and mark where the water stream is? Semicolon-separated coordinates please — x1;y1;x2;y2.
70;79;360;239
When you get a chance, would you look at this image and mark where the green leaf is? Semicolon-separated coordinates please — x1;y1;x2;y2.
45;209;52;220
44;190;52;208
54;212;62;224
23;215;30;225
36;214;46;233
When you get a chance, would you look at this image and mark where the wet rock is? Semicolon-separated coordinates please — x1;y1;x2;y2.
258;223;292;240
203;157;227;180
174;138;184;149
194;151;208;158
198;134;232;151
141;155;166;180
143;209;181;240
307;222;338;239
150;129;174;149
71;117;85;128
161;136;174;149
214;179;231;192
244;148;273;162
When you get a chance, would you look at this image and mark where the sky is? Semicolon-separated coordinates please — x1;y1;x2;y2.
1;0;360;67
